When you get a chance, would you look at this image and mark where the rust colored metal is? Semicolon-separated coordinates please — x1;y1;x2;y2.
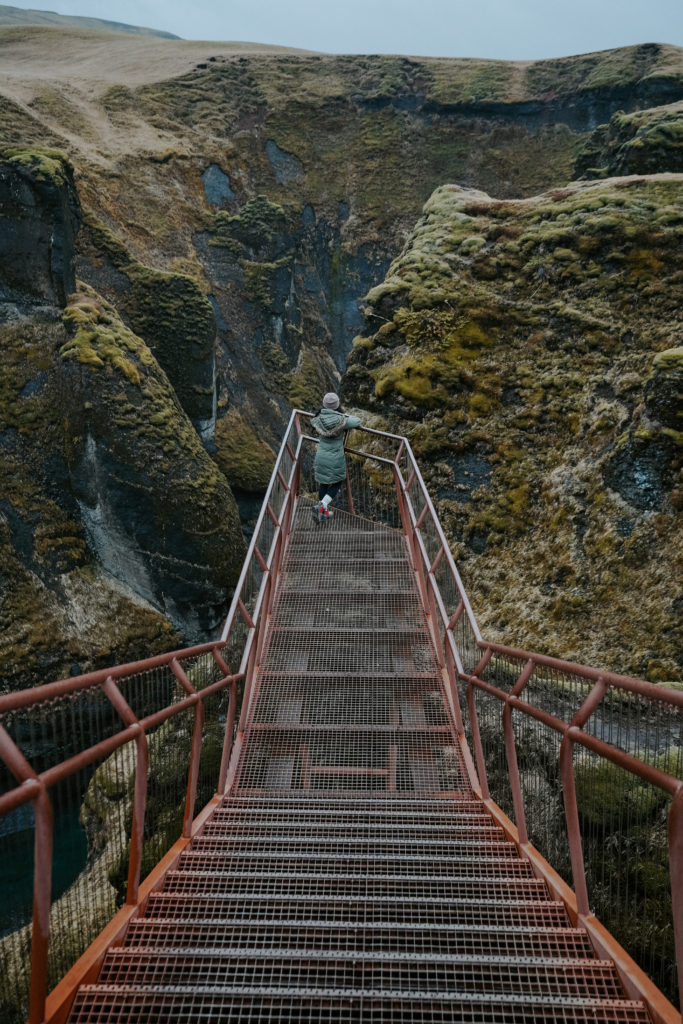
0;411;681;1024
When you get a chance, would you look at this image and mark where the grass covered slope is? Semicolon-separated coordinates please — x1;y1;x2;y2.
0;4;180;38
1;31;681;452
345;175;682;682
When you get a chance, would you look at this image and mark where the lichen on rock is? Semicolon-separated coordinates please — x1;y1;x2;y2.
214;406;276;493
76;210;217;435
344;175;683;681
60;285;246;639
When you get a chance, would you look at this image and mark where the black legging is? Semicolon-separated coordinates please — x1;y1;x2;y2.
318;481;343;502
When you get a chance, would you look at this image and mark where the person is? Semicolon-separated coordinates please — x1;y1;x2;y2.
310;393;361;522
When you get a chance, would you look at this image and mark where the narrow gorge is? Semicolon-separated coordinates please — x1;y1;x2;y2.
0;21;681;689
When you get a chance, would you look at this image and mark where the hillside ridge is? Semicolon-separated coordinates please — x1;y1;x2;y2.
0;30;681;687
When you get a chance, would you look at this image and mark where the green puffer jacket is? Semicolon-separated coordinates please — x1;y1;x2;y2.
310;408;361;485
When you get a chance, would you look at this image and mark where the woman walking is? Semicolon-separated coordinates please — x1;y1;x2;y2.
310;393;361;522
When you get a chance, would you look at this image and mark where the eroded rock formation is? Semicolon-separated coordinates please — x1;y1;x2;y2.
0;149;245;689
344;177;682;680
0;30;682;685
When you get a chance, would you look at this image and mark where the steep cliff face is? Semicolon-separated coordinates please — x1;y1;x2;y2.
2;32;681;455
0;149;245;689
1;32;682;686
344;176;682;682
576;101;683;178
0;147;80;307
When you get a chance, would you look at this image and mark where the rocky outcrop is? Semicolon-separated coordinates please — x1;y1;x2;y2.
1;38;683;686
76;211;218;438
575;102;683;178
61;287;245;636
0;148;80;307
0;149;246;689
344;176;682;682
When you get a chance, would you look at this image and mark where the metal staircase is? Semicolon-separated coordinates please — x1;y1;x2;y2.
66;502;652;1023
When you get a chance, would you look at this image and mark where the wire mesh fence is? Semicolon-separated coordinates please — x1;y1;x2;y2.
1;411;681;1021
459;646;683;1008
0;644;235;1024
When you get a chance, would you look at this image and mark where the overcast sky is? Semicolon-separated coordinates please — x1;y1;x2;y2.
5;0;683;58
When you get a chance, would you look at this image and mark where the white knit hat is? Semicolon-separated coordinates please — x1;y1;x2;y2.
322;392;340;409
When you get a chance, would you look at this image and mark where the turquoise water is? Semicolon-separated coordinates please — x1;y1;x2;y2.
0;797;88;937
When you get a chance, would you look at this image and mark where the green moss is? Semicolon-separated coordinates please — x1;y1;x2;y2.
62;293;144;386
575;757;666;829
288;348;330;411
209;195;289;254
80;209;216;424
214;408;276;492
241;257;289;305
0;145;72;186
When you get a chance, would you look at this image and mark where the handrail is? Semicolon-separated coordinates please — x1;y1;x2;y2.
0;410;680;1022
0;641;243;1024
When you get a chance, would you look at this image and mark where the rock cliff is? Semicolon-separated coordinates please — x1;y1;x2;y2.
344;176;682;680
0;149;245;689
0;28;682;684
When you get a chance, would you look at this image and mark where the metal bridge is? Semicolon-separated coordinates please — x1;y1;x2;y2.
0;413;681;1024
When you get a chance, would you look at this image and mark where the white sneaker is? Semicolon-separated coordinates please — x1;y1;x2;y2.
316;502;333;523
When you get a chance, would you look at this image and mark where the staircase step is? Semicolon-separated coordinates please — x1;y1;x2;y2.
68;988;652;1023
189;836;512;854
176;853;528;876
271;590;426;628
123;919;596;959
210;800;490;821
200;820;504;839
144;892;572;927
98;948;624;999
161;871;547;898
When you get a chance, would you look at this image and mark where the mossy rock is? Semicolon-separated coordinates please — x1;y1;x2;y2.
344;176;683;682
645;346;683;431
60;285;245;633
214;407;276;492
0;146;80;306
80;210;216;430
575;756;667;831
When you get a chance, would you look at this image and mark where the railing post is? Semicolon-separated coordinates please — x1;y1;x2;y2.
214;648;238;795
169;659;204;839
465;648;494;801
501;658;536;846
559;677;608;918
102;677;149;906
0;726;53;1024
443;632;466;736
344;432;356;516
669;784;683;1007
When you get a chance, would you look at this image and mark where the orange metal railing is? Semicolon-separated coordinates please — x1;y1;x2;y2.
0;409;681;1023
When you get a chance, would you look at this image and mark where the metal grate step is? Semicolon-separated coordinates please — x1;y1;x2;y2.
199;821;505;840
210;797;490;818
175;853;531;878
271;591;426;629
187;836;514;855
97;948;626;999
67;988;653;1023
160;872;549;899
123;920;597;959
143;892;574;928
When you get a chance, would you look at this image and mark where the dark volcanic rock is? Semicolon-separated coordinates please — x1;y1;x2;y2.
0;151;246;689
603;434;677;512
0;148;80;306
